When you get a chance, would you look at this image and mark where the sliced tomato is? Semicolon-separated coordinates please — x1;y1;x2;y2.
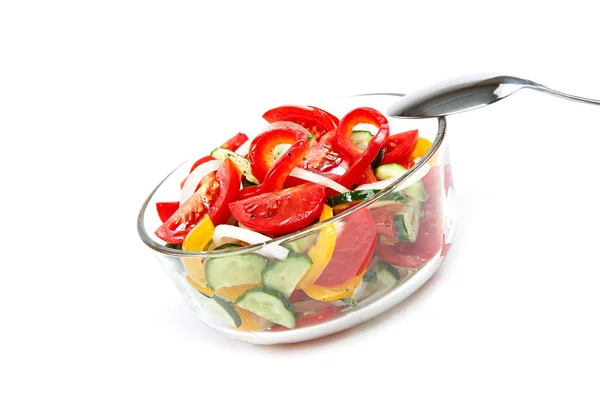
155;158;241;244
263;105;338;142
381;130;419;165
229;183;326;236
220;132;248;151
270;305;340;331
313;207;377;287
156;201;180;223
292;130;350;184
357;167;378;185
376;166;444;267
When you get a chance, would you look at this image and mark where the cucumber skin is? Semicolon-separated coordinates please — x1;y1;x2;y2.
326;189;381;208
213;243;242;251
235;286;296;328
212;296;242;328
371;148;385;169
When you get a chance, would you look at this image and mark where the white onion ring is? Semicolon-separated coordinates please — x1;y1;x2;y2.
180;160;222;204
290;168;348;193
212;225;289;260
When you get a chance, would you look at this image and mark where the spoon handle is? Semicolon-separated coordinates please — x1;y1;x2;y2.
532;84;600;106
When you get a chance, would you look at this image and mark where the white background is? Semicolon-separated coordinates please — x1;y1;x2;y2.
1;1;599;399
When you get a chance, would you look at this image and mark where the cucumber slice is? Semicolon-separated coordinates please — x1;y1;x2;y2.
214;243;242;251
262;253;312;298
285;232;318;253
165;243;182;250
362;269;378;283
394;198;423;243
375;164;427;202
351;130;373;151
236;286;296;328
307;133;316;146
212;297;243;328
205;254;268;290
371;148;384;169
327;189;381;208
242;181;257;188
272;143;293;160
373;260;401;286
375;163;406;180
341;297;358;307
210;148;259;184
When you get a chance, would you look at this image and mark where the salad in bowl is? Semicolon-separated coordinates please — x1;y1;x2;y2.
137;94;455;344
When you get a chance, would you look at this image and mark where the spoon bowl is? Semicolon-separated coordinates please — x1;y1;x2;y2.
387;74;600;119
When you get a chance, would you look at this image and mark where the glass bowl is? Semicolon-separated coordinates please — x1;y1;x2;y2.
137;94;454;344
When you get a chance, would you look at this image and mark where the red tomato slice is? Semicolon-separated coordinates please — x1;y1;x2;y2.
156;201;180;223
376;166;444;267
357;167;378;185
381;130;419;165
229;183;326;236
270;305;340;331
313;208;377;287
262;105;338;142
220;132;248;152
155;158;241;244
294;130;351;183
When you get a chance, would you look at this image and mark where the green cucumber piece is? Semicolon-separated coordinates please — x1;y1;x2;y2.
375;163;406;180
242;181;257;188
362;269;378;283
341;297;358;307
213;243;242;251
236;286;296;328
351;130;373;151
165;243;182;250
379;191;408;204
327;189;381;208
307;133;316;146
272;143;293;160
210;148;259;184
262;253;312;298
394;198;422;243
205;254;267;290
285;232;318;253
212;297;243;328
375;164;427;202
373;260;401;286
371;148;385;169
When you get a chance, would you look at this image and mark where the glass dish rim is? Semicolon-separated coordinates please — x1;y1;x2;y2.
137;93;448;258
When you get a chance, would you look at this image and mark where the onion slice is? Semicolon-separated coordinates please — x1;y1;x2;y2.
180;160;222;204
355;163;431;192
212;225;289;260
290;168;348;193
234;139;252;156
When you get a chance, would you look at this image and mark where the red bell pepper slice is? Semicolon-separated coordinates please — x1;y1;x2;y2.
241;123;310;199
220;132;248;152
262;105;338;142
336;108;390;189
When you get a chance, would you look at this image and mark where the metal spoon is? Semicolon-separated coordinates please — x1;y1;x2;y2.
387;74;600;118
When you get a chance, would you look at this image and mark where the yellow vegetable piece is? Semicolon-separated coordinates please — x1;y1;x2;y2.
303;273;364;302
185;275;214;297
235;306;261;332
216;284;261;302
295;205;336;289
410;137;439;166
182;214;215;288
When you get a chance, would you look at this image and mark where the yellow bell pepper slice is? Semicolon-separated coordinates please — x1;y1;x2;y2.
295;205;336;289
182;214;215;288
303;272;364;302
215;284;261;302
185;275;214;297
410;137;439;166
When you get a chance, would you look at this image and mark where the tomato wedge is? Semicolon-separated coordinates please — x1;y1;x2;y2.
293;130;351;184
381;130;419;165
313;207;377;287
220;132;248;152
229;183;326;236
263;105;338;142
376;166;444;267
155;158;241;244
156;201;180;223
270;305;340;331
